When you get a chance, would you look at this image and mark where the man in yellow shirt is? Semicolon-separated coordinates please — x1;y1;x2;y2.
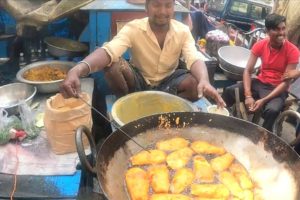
60;0;225;106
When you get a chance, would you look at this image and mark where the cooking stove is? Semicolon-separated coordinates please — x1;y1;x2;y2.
77;140;108;200
77;175;107;200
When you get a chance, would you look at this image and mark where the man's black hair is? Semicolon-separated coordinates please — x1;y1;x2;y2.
146;0;175;5
265;13;286;30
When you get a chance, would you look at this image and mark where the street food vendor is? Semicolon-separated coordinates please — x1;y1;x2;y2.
222;13;300;132
60;0;225;140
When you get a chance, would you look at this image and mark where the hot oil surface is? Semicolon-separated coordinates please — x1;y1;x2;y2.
104;126;298;200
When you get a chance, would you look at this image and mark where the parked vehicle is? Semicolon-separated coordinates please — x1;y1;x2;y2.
206;0;272;31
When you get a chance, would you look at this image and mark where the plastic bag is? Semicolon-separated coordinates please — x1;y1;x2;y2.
205;29;230;58
44;93;91;154
19;100;40;139
0;108;22;145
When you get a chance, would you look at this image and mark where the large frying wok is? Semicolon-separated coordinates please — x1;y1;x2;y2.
76;112;300;200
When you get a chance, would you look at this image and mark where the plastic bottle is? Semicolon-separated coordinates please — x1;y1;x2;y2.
19;52;26;68
30;49;39;62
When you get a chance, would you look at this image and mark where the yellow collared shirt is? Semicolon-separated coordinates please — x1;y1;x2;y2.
102;17;204;86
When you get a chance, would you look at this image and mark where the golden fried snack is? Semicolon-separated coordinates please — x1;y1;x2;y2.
229;163;253;189
130;149;166;166
193;198;227;200
253;188;264;200
148;165;170;193
150;194;191;200
125;167;149;200
229;163;248;175
166;147;194;170
218;171;244;199
236;173;253;190
191;141;226;155
243;190;254;200
193;155;215;183
156;137;190;152
190;184;230;198
170;168;194;193
210;153;234;172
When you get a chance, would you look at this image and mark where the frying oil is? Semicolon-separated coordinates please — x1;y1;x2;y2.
107;125;297;200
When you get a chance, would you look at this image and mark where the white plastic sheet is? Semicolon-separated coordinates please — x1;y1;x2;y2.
0;131;89;175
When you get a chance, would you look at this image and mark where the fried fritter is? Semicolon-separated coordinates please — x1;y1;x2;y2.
166;147;194;170
191;141;226;155
190;184;230;198
193;155;215;183
218;171;244;199
125;167;149;200
229;163;253;189
148;165;170;193
170;168;194;193
243;189;254;200
210;153;235;172
156;137;190;152
130;149;166;166
150;194;191;200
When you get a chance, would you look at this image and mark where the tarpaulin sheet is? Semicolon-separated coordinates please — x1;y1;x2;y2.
273;0;300;46
0;0;93;34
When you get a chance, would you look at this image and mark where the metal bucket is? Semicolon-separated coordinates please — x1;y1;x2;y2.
111;91;197;126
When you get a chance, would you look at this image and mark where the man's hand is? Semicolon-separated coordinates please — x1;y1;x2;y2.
60;68;81;98
245;96;255;111
282;70;299;81
249;98;266;112
197;81;226;108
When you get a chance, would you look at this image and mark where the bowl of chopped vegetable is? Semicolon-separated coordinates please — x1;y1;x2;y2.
16;60;76;93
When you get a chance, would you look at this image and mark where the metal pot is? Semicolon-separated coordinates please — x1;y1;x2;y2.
111;91;197;126
44;37;88;58
218;46;261;76
76;112;300;200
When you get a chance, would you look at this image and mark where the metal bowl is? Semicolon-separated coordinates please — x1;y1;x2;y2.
44;37;88;58
111;91;197;126
0;83;37;115
218;46;261;75
16;60;76;93
0;57;9;65
207;105;230;116
219;63;243;81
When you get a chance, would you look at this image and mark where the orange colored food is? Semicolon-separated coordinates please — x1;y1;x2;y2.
126;137;256;200
23;66;67;81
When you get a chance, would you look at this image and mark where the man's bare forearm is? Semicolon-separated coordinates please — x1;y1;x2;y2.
71;48;111;77
190;59;209;83
263;82;289;102
243;70;252;97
